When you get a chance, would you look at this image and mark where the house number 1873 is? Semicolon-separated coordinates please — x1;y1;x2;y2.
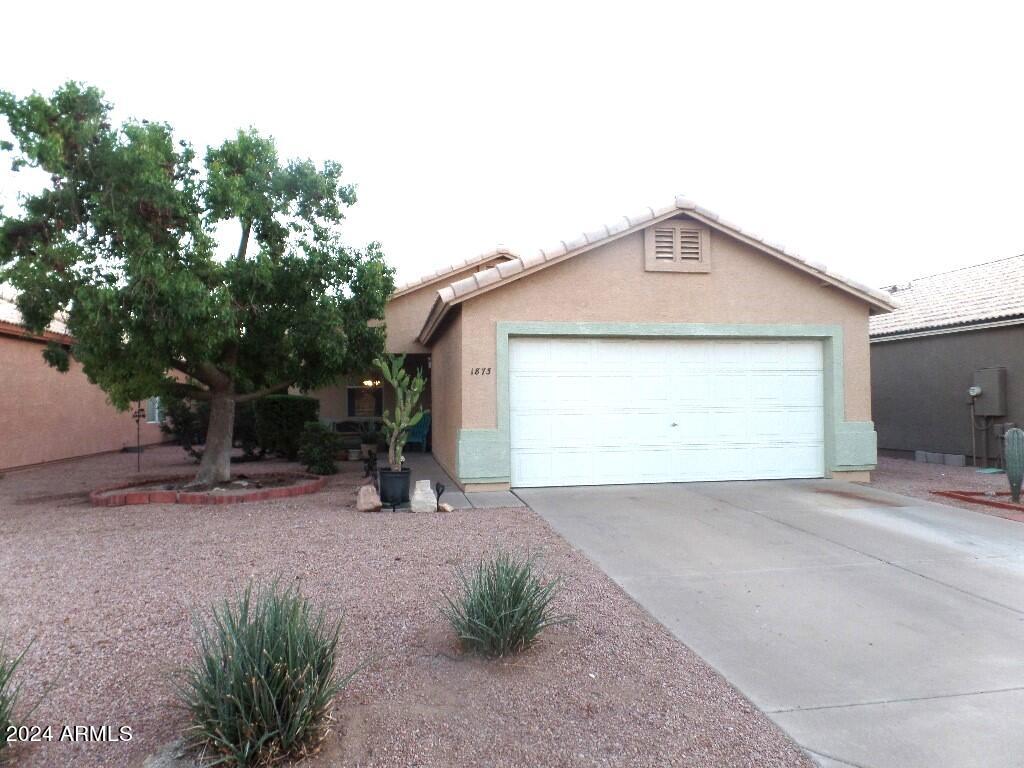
470;367;492;375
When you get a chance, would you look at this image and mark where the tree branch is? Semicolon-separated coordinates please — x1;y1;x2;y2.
237;218;252;261
170;359;193;377
193;361;231;390
234;382;291;403
167;382;212;401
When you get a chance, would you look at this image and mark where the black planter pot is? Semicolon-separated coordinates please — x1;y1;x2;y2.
378;467;411;506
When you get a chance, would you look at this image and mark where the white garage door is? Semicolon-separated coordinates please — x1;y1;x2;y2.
509;337;825;487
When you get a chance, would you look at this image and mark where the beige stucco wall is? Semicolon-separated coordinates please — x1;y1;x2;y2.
428;312;462;478
308;358;431;438
0;334;165;470
385;260;508;354
307;380;350;421
384;290;435;355
456;222;873;430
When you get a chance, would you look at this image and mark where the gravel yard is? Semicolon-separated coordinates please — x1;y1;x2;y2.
0;445;810;768
870;455;1017;516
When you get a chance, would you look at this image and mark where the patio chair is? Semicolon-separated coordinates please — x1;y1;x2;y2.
406;412;431;452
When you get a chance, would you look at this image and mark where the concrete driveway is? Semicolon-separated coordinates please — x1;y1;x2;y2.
516;480;1024;768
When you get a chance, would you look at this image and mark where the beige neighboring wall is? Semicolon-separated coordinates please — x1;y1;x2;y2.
0;334;165;470
457;224;873;429
427;312;462;479
305;380;351;421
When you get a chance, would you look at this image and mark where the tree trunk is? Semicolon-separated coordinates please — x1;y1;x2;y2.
195;392;235;486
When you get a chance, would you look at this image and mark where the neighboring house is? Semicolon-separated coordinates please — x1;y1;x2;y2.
0;293;165;471
314;197;894;490
870;254;1024;465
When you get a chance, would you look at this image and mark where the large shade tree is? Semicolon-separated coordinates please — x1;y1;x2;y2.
0;83;394;484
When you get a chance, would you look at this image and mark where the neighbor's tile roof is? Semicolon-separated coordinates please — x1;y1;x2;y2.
418;196;894;343
0;287;70;337
869;254;1024;338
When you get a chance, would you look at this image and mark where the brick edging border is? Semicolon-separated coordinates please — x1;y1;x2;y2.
932;490;1024;513
90;473;327;507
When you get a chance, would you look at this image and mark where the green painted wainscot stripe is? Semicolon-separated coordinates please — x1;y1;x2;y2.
456;322;878;485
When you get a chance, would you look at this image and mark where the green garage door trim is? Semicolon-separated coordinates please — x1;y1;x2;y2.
456;322;877;485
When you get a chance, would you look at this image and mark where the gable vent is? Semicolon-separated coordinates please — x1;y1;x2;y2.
644;222;711;273
654;228;675;259
678;229;701;259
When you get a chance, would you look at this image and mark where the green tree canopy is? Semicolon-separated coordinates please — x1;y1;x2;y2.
0;82;394;483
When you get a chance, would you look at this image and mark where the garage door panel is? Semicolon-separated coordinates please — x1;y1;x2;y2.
509;337;825;487
509;375;550;406
633;373;672;403
672;411;713;441
509;338;554;370
746;408;824;441
548;449;595;485
591;375;634;403
739;373;822;407
598;339;640;366
708;340;749;365
600;413;634;445
510;412;550;448
673;373;713;404
549;415;596;448
748;340;788;365
775;372;824;404
746;445;824;478
512;451;552;487
708;373;751;404
590;450;640;481
548;375;592;407
639;413;677;445
784;340;825;368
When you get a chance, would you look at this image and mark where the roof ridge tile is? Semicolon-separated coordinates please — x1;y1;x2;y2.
418;195;897;343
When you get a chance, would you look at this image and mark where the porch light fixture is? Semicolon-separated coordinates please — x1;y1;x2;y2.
361;378;381;387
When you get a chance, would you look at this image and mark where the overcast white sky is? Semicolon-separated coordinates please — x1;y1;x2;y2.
2;1;1022;289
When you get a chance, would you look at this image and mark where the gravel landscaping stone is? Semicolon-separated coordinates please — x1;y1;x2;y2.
870;455;1017;516
0;446;811;767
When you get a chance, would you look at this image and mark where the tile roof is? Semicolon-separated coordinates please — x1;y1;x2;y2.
869;253;1024;338
391;247;517;298
419;196;895;343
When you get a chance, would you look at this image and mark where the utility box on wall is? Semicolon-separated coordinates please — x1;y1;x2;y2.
973;367;1007;416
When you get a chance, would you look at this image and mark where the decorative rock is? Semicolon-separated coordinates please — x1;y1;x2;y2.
143;739;197;767
438;502;455;513
356;483;382;513
411;479;437;513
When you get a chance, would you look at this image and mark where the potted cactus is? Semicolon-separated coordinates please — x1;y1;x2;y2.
1006;427;1024;503
374;354;428;505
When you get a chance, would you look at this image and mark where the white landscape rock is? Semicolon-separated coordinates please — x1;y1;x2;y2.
356;483;382;513
410;479;437;513
438;502;455;513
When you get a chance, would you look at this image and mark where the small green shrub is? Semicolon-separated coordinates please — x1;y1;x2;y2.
297;422;340;475
442;551;571;657
161;397;262;461
178;582;352;768
161;396;206;459
233;400;260;458
255;395;319;460
0;639;30;755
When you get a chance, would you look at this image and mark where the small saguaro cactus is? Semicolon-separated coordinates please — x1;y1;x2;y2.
374;354;427;471
1006;427;1024;504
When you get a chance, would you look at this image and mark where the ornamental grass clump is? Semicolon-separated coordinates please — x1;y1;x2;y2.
442;550;571;657
178;582;353;767
0;639;30;756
